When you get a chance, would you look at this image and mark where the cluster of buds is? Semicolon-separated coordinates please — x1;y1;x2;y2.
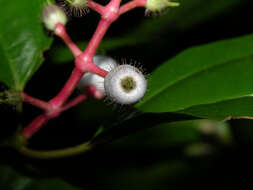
77;55;147;104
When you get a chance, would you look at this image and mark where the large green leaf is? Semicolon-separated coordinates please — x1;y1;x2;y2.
92;112;197;146
180;97;253;120
0;0;52;90
107;119;231;149
136;34;253;119
0;164;79;190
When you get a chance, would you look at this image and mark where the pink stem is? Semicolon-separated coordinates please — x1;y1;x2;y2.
21;0;135;140
80;20;113;60
79;0;121;60
84;61;108;77
51;0;123;108
21;92;52;111
88;0;106;15
22;115;49;139
49;68;83;108
50;20;112;109
23;85;104;139
54;23;82;57
62;85;104;111
61;94;88;111
109;0;122;9
119;0;146;15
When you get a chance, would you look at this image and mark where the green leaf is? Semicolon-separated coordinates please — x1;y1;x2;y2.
136;34;253;119
0;0;53;90
180;97;253;120
0;164;79;190
91;112;197;146
105;120;202;149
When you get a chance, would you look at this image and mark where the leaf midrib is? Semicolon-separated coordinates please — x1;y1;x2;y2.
138;52;253;109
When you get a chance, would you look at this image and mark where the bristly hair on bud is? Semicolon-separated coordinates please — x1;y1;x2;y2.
145;0;179;15
104;65;147;105
78;55;118;94
42;4;67;31
56;0;89;17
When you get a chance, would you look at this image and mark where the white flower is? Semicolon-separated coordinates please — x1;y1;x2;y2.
104;64;147;104
78;55;118;93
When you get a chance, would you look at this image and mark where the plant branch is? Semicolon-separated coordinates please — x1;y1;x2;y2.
22;85;103;139
54;23;82;57
79;0;121;60
50;0;122;108
21;92;52;111
18;141;92;159
119;0;146;15
49;67;83;108
19;113;198;159
21;0;141;141
62;85;103;111
88;0;105;15
22;115;49;139
80;20;114;61
62;94;88;111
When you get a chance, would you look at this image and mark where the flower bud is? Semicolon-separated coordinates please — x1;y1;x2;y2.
145;0;179;12
42;5;67;31
78;55;118;93
104;65;147;105
66;0;88;8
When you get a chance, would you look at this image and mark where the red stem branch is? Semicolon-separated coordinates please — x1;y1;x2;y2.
61;94;88;111
49;68;83;108
80;19;113;60
88;0;106;15
62;85;103;111
21;0;146;140
22;115;49;139
50;19;112;108
119;0;146;15
54;23;82;57
21;92;52;111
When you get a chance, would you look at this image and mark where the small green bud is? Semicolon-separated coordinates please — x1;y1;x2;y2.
146;0;179;12
42;5;67;31
66;0;87;8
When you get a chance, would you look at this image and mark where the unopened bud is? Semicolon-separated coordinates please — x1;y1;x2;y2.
42;5;67;31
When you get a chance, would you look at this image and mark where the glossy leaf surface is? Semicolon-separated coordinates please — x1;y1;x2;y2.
0;0;52;90
137;34;253;119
